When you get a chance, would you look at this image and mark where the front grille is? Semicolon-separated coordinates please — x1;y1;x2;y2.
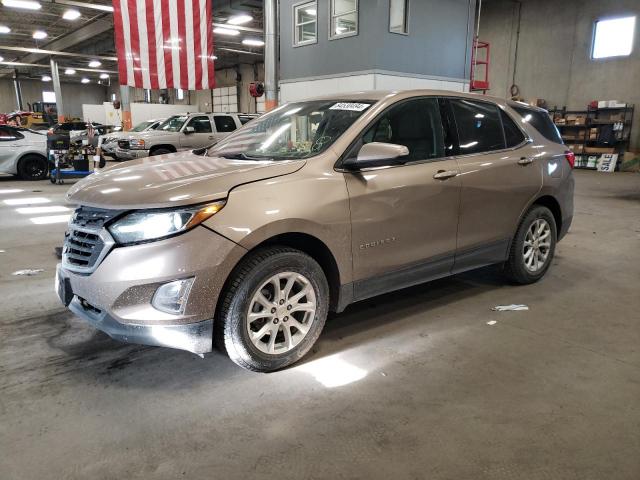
62;207;123;273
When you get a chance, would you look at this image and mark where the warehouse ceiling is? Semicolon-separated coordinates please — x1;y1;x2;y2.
0;0;264;84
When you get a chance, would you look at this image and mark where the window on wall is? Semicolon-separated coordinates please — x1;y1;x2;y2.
176;88;185;100
330;0;358;39
294;1;317;46
389;0;408;34
592;16;636;59
42;91;56;103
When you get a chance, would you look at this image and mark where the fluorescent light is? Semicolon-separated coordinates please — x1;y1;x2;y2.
242;38;265;47
88;60;101;68
99;73;109;79
32;30;47;39
30;214;71;225
16;205;70;214
213;27;240;36
64;68;76;75
81;77;90;83
42;75;51;82
227;14;252;25
0;56;3;62
62;8;81;20
2;0;41;10
0;25;11;33
3;197;50;205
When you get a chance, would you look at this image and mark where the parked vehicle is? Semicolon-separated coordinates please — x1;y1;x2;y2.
114;112;258;160
0;125;48;180
57;90;574;371
100;119;164;160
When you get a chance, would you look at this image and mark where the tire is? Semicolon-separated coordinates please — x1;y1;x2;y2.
17;155;48;181
150;148;172;156
217;246;329;372
504;205;557;284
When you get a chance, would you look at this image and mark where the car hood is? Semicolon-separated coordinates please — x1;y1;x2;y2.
65;150;306;209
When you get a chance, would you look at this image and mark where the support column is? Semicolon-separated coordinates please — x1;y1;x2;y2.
119;85;132;130
264;0;278;111
50;59;65;122
13;70;23;110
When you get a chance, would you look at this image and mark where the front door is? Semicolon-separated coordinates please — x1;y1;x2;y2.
180;115;215;149
344;98;461;300
446;98;543;272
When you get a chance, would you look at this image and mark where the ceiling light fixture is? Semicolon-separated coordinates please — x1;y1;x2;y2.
81;77;90;84
88;60;101;68
99;73;109;79
42;75;51;81
242;38;265;47
213;27;240;36
32;30;47;39
64;68;76;75
227;14;252;25
0;25;11;34
62;9;81;20
2;0;41;10
0;55;4;62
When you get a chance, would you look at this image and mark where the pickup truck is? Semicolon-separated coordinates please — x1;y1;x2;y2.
116;112;258;160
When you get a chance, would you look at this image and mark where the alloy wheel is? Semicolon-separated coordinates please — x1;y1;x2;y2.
523;218;552;272
246;272;317;355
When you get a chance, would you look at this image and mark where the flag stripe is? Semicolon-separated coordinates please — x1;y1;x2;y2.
113;0;214;90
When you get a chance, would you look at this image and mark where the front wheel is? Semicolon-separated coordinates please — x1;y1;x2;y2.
504;205;557;284
18;155;48;180
217;246;329;372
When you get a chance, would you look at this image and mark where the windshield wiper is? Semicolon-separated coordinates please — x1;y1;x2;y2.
219;153;271;161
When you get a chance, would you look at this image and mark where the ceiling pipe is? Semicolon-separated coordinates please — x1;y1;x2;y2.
0;45;117;61
217;47;262;56
212;22;263;34
43;0;114;12
0;60;118;74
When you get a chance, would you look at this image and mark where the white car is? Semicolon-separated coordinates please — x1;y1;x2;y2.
99;119;164;160
0;125;48;180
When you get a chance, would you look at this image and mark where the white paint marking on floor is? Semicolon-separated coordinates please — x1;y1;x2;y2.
29;214;72;225
0;189;24;194
3;197;51;206
487;321;497;326
491;304;529;311
12;269;45;276
16;206;70;215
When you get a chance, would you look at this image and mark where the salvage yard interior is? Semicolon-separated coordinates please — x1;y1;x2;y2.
1;0;640;478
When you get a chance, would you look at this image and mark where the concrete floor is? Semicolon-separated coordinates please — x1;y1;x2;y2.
0;170;639;479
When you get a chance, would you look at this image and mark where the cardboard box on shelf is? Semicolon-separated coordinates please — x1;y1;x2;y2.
608;101;626;108
584;146;616;154
608;112;626;122
574;115;587;125
597;100;608;109
620;151;640;172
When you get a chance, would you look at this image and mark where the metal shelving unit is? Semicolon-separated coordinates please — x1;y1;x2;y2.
548;105;634;170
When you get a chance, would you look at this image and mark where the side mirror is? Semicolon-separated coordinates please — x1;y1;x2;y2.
184;126;195;134
344;142;409;170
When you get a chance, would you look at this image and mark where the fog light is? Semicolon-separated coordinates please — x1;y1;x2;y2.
152;278;195;314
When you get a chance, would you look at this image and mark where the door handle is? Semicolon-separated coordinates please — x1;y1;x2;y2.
518;157;534;166
208;135;215;139
433;170;459;180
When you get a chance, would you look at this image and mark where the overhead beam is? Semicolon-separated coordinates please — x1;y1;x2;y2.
45;0;114;12
1;61;118;74
217;47;263;56
213;22;263;34
0;46;117;62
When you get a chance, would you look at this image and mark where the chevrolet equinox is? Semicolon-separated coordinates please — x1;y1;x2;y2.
57;90;574;372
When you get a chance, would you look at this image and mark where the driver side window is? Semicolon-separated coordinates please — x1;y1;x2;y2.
356;98;445;163
186;116;212;133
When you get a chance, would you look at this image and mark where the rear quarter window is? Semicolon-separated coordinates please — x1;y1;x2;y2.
512;106;563;144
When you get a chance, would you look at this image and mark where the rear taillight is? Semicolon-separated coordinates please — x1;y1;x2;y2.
564;150;575;169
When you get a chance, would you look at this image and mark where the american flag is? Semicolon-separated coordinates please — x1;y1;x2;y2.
112;0;215;90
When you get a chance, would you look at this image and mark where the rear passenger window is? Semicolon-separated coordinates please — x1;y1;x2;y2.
451;99;505;154
0;127;23;140
214;116;237;132
362;98;444;162
500;110;526;147
512;106;563;144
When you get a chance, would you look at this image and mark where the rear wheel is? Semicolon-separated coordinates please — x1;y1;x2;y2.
18;155;48;180
150;148;172;156
504;205;557;284
217;246;329;372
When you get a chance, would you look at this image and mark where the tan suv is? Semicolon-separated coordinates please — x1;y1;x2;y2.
57;90;574;372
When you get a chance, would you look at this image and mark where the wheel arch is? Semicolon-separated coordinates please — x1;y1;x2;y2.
149;144;177;154
530;195;562;235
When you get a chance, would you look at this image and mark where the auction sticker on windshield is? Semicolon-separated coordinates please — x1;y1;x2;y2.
329;103;371;112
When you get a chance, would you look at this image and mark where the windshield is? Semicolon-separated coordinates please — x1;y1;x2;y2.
131;120;154;132
158;115;188;132
207;100;374;160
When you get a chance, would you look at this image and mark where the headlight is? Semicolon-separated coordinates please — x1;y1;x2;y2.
129;139;146;149
108;201;226;244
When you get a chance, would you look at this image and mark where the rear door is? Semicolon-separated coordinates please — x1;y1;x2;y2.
0;127;24;168
446;98;542;272
179;115;215;149
343;97;461;299
212;114;239;143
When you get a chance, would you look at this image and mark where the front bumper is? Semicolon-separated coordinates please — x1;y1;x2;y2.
56;226;246;354
115;147;150;160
